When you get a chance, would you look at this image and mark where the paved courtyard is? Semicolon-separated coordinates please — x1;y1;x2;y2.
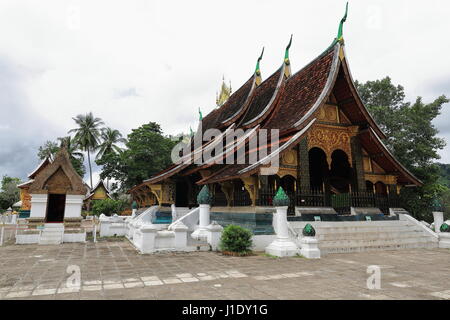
0;240;449;300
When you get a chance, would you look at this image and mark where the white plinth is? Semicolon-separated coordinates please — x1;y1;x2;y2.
29;194;48;218
300;237;321;259
439;233;450;248
433;211;444;232
191;204;210;241
64;195;84;218
265;206;299;257
265;237;299;257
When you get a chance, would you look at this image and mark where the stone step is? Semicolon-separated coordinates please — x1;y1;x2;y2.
43;223;64;228
41;231;64;236
313;231;433;241
319;236;437;247
321;241;438;255
289;220;412;228
39;239;62;245
289;219;437;255
40;235;64;240
293;225;423;234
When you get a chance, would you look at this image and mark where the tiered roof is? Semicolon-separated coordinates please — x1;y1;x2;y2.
130;4;422;191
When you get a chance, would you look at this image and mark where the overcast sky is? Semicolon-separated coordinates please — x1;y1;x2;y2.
0;0;449;184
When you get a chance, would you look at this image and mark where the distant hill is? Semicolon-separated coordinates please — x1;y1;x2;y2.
437;163;450;188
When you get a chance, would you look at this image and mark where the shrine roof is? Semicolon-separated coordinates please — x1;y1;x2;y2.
27;157;52;179
239;67;283;128
262;43;339;133
201;76;255;133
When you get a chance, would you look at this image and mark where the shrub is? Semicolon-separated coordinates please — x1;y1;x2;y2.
92;198;127;216
219;225;253;254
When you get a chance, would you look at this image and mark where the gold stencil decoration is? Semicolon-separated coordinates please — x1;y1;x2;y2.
325;107;337;122
307;124;353;164
282;150;296;165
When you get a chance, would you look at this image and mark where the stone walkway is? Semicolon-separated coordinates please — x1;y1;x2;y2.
0;240;449;300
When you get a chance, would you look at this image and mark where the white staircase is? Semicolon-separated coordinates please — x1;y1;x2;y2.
39;223;64;245
289;219;439;255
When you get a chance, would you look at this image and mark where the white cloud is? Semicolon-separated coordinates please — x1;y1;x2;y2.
0;0;449;181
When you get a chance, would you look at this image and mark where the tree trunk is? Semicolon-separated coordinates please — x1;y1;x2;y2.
87;149;93;188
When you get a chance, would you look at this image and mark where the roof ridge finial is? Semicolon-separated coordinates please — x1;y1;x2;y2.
198;107;203;121
284;34;293;64
337;2;348;41
255;47;264;75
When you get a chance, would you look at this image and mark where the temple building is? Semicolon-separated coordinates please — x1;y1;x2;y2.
83;179;112;211
17;157;52;218
13;147;90;245
129;9;421;219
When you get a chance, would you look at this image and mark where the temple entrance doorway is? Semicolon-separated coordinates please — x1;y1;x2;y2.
175;180;189;207
308;147;329;192
375;181;388;195
329;149;351;194
280;175;296;194
280;175;296;214
46;193;66;222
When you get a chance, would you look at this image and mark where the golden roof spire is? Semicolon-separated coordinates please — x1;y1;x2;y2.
216;75;231;107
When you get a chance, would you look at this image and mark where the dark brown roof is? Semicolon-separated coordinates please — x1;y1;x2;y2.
263;45;337;132
201;76;254;133
239;67;282;127
198;119;315;184
28;157;51;179
28;148;88;195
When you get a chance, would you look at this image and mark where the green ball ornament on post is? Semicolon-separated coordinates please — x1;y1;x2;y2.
197;185;213;205
302;223;316;237
273;187;290;207
440;223;450;233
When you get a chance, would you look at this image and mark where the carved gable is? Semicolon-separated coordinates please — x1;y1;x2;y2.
45;167;72;194
28;148;87;195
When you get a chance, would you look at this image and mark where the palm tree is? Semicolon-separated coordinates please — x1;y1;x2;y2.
96;127;127;160
68;112;104;188
96;127;126;189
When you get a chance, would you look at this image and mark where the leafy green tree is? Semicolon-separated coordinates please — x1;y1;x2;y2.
437;163;450;188
356;77;448;220
69;112;104;188
0;176;21;210
38;141;59;160
91;198;127;216
442;188;450;220
96;122;176;191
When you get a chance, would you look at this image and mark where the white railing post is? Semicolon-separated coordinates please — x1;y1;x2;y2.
0;226;4;246
265;206;299;257
93;224;97;243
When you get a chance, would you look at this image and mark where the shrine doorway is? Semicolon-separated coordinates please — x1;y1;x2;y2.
366;181;374;193
329;149;352;193
308;147;329;192
175;179;189;207
375;181;388;195
280;175;296;194
46;193;66;222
